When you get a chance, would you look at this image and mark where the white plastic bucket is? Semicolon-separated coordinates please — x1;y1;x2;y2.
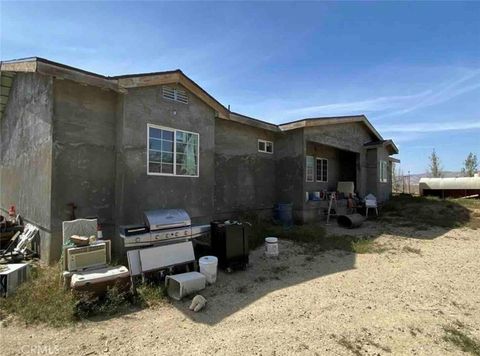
199;256;218;284
265;237;279;257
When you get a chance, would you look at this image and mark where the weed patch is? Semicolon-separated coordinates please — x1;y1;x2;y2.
402;246;422;255
381;195;477;229
0;264;168;327
443;325;480;355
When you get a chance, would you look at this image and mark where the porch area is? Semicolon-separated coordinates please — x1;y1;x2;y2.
300;141;364;223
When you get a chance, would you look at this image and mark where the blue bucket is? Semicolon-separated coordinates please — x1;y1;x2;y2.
274;203;293;226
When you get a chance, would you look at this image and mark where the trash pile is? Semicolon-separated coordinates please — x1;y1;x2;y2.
0;206;39;297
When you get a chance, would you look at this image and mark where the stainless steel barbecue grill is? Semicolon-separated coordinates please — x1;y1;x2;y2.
120;209;210;248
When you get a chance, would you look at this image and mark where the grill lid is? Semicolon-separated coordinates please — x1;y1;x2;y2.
143;209;191;231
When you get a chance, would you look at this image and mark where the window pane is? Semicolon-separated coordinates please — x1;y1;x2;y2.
161;140;173;152
149;150;162;163
149;140;162;151
149;127;162;139
306;156;314;181
266;142;273;153
149;162;161;173
162;130;174;141
161;152;173;164
161;163;174;174
258;141;266;151
176;131;186;143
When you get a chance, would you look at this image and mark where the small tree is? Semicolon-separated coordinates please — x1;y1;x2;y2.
392;163;403;193
428;149;443;178
461;152;478;177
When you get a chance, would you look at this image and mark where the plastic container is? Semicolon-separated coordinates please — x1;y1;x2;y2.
274;203;293;226
165;272;206;300
199;256;218;284
265;237;279;257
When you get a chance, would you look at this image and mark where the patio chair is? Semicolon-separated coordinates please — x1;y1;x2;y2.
365;194;378;217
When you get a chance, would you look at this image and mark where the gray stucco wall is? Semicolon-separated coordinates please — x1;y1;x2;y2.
214;119;276;219
50;79;117;261
114;84;215;251
274;128;305;221
304;122;376;153
0;73;54;261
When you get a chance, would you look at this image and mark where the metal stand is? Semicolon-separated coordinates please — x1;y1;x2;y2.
326;193;337;225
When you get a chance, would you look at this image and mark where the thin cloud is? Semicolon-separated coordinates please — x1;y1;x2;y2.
378;70;480;118
285;69;480;120
378;119;480;133
286;91;431;117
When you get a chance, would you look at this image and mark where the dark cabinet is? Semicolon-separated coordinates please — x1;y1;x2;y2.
210;221;249;271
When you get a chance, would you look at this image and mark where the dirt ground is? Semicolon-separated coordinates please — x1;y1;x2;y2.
1;222;479;355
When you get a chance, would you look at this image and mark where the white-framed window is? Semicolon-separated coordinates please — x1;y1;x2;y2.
316;158;328;182
379;160;388;183
147;124;199;177
258;139;273;154
162;86;188;104
306;156;314;182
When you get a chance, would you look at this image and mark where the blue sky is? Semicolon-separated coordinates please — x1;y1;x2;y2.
1;1;479;174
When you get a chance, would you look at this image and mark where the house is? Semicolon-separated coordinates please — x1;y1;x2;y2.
0;57;399;263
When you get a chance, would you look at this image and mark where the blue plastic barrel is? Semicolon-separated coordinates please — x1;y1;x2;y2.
274;203;293;226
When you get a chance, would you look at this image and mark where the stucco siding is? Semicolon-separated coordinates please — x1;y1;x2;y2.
51;78;117;261
214;119;276;219
115;84;216;230
0;73;54;261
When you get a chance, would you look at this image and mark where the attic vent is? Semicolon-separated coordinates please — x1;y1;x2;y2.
162;86;188;104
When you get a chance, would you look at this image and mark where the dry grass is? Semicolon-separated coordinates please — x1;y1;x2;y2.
0;263;167;327
443;325;480;355
381;195;479;229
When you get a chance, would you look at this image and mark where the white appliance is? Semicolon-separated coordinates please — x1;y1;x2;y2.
0;263;30;297
65;241;111;272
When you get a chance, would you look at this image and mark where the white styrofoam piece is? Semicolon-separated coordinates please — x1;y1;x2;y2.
127;249;142;276
62;218;97;245
139;241;195;272
165;272;206;300
70;266;129;288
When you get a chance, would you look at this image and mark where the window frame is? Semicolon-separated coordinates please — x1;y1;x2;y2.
258;139;274;154
315;157;328;183
379;160;388;183
306;156;315;182
147;123;200;177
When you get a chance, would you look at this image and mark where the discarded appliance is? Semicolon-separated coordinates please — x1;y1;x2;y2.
120;209;210;248
198;256;218;284
165;271;206;300
211;221;249;271
64;240;111;272
337;214;365;229
61;218;127;295
70;265;131;296
189;294;207;312
127;241;196;277
0;263;30;297
265;237;279;257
